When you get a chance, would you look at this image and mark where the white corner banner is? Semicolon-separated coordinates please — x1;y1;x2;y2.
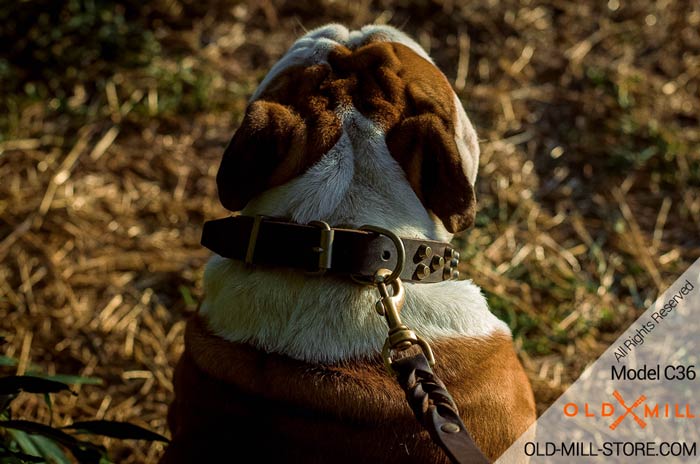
498;258;700;463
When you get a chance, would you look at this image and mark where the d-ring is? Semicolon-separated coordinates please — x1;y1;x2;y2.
359;225;405;284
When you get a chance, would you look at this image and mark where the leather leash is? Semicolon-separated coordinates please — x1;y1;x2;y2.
393;353;490;464
372;269;490;464
201;215;490;464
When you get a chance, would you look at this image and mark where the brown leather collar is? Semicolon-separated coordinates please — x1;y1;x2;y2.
201;216;461;283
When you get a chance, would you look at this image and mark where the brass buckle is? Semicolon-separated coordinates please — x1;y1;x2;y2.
244;215;267;265
308;220;335;275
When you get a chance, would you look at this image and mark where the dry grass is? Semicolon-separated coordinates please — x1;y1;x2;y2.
1;0;699;462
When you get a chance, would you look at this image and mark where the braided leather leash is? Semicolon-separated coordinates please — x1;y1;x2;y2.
371;263;490;464
392;353;490;464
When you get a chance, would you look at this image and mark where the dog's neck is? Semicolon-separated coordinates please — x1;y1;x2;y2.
200;109;509;363
200;253;509;363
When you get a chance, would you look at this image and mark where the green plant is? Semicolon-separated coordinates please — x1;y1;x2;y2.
0;368;168;463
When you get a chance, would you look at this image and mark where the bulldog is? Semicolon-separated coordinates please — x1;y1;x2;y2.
161;24;535;463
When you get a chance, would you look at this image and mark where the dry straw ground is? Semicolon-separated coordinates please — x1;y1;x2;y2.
1;0;699;462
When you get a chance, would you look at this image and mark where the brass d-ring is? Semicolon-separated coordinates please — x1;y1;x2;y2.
359;225;405;284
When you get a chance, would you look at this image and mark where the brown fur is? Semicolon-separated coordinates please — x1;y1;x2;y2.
216;64;343;212
216;41;476;232
161;316;535;463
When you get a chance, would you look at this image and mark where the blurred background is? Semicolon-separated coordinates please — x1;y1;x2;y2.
1;0;699;461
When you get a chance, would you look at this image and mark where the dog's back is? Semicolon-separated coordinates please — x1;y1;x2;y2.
162;24;535;463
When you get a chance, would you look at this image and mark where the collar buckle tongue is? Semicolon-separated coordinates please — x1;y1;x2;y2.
307;220;335;275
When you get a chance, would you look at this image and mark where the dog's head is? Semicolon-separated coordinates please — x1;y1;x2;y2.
217;24;480;237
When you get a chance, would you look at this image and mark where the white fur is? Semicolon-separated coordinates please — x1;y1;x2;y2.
453;93;480;185
201;25;510;363
201;256;508;363
253;24;433;102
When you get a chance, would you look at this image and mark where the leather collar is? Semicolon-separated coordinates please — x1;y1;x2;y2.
201;216;461;283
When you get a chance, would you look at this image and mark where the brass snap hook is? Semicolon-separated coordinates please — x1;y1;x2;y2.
373;269;436;374
373;269;405;321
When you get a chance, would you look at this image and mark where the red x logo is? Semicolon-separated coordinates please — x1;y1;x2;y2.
610;390;647;430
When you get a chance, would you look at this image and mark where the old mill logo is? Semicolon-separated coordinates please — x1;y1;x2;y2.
563;390;695;430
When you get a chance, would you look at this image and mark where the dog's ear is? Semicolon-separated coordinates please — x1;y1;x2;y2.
217;65;342;211
387;113;477;234
381;45;480;234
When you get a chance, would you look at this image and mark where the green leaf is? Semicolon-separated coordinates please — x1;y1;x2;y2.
0;356;18;367
36;375;102;386
0;358;42;373
0;420;105;464
0;377;72;396
0;456;28;464
64;420;169;443
42;394;52;420
0;446;45;463
0;394;15;412
178;285;197;309
4;429;40;460
26;435;72;464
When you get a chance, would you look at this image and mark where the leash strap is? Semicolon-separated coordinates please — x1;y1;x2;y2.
393;353;490;464
372;269;490;464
